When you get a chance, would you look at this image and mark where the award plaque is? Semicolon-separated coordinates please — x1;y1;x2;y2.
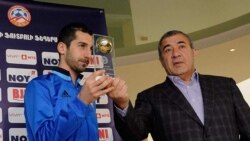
92;34;115;77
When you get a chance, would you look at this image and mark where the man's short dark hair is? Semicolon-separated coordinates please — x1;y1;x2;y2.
157;30;193;59
57;22;93;48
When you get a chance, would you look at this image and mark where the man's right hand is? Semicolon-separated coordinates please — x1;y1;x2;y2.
78;70;114;105
107;77;129;110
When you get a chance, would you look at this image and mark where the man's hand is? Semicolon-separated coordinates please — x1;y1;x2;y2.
78;70;114;105
107;77;129;109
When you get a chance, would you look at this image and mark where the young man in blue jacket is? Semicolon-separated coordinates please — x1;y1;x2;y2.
24;23;127;141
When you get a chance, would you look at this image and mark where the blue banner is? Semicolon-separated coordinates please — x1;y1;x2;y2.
0;1;121;140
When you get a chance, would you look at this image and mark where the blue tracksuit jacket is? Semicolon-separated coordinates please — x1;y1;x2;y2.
24;67;98;141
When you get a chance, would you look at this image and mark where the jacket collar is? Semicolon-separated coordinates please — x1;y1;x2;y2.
52;67;83;84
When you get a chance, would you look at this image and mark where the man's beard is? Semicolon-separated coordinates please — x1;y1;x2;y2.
75;58;89;73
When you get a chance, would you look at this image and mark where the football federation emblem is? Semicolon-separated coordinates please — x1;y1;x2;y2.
7;5;31;27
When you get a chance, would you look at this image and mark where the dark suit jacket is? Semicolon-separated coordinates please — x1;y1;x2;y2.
114;74;250;141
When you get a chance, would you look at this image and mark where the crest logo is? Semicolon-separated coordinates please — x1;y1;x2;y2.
7;5;31;27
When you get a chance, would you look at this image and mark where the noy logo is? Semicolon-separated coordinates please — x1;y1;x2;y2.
42;52;59;66
43;58;59;66
7;68;37;84
8;5;31;27
9;128;27;141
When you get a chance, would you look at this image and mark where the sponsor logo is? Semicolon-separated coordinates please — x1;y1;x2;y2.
0;32;3;38
7;87;25;103
102;56;109;64
42;52;59;66
0;128;3;141
41;53;104;68
0;88;1;102
88;55;104;68
96;95;108;105
96;109;111;123
7;68;37;84
99;128;113;141
8;107;25;123
43;69;52;75
7;5;31;27
9;128;27;141
0;108;2;123
6;49;37;65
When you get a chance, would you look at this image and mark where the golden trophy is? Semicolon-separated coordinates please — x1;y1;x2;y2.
93;34;115;77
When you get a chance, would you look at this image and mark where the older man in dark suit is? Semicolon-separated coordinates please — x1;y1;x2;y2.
108;30;250;141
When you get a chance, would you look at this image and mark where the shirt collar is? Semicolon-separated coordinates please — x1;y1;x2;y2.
52;67;83;83
168;70;199;85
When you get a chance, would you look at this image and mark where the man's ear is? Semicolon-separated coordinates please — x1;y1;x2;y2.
57;42;66;55
159;57;165;68
193;48;198;56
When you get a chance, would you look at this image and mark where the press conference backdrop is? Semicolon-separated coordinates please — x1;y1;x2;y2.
0;1;121;140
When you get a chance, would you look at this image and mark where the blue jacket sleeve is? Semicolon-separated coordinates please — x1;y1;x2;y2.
24;79;93;141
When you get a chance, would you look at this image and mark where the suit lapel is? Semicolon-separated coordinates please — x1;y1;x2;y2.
163;78;203;126
199;75;214;127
